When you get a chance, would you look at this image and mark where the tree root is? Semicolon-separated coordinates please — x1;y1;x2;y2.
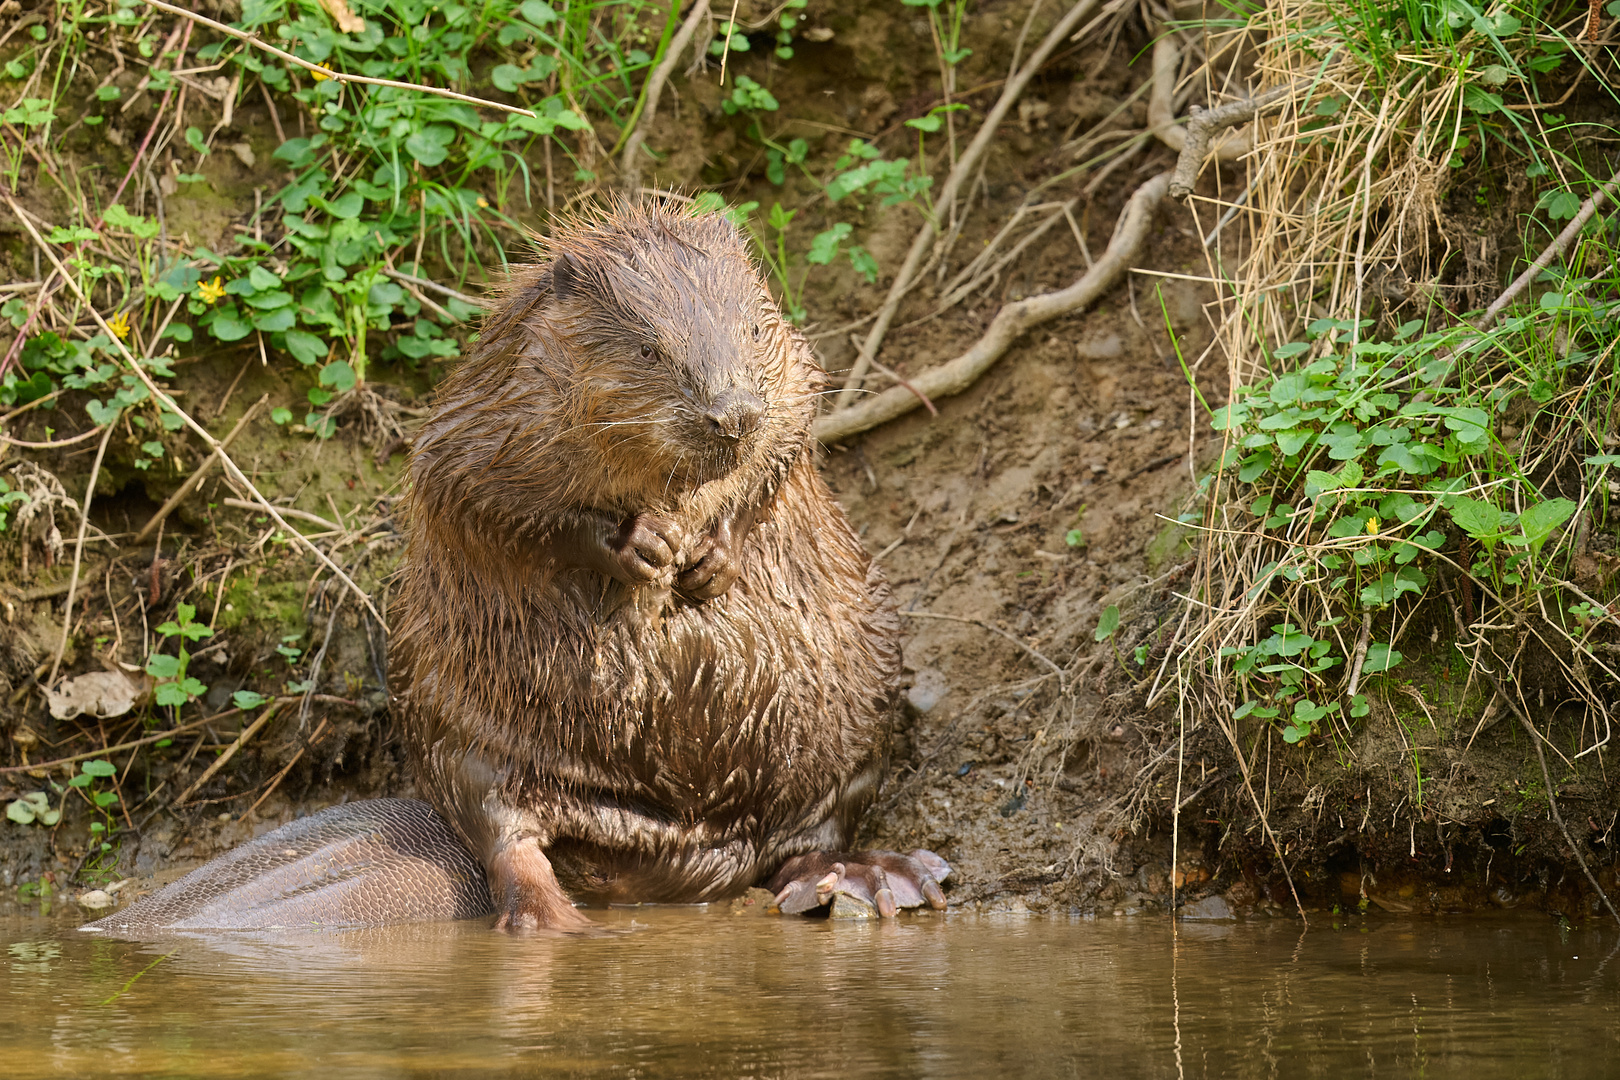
814;171;1170;444
1148;34;1296;200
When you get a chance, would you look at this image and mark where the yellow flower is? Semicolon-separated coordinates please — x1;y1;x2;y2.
197;276;226;305
1366;516;1380;536
309;63;333;82
107;310;131;339
476;196;489;209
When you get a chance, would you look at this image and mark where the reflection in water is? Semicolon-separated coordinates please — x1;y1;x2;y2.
3;907;1619;1078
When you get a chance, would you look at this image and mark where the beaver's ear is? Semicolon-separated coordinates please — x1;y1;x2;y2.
551;252;582;300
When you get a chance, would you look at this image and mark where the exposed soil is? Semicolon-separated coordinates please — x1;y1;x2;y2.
3;1;1616;926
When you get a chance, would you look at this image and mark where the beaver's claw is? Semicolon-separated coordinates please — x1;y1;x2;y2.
676;514;744;601
608;513;686;585
767;850;950;917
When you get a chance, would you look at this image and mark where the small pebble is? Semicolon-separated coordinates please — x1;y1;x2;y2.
829;893;878;920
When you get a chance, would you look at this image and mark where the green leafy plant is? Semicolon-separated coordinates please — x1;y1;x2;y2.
146;603;212;716
67;759;122;876
0;480;28;531
7;791;61;827
1207;253;1613;743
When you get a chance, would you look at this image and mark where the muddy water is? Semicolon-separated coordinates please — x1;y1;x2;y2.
3;907;1617;1078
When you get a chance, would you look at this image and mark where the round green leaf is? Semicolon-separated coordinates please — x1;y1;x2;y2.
404;125;455;166
207;309;253;342
283;329;328;366
319;360;357;392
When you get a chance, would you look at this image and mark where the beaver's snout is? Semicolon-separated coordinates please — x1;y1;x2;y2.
704;389;766;441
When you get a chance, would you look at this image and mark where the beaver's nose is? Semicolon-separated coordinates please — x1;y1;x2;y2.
704;389;765;440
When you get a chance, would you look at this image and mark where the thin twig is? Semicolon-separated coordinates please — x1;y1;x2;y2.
382;267;490;309
221;497;343;532
861;346;938;417
45;424;115;688
246;718;327;818
3;713;215;775
1344;611;1372;698
136;0;536;117
298;593;345;731
1479;166;1620;329
134;395;268;545
171;703;282;807
0;426;107;450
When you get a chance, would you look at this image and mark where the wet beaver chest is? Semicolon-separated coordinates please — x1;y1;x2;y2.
405;465;901;907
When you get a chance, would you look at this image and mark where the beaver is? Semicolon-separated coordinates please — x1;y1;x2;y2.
82;202;946;937
392;201;948;929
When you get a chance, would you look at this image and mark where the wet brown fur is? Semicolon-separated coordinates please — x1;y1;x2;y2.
391;202;901;919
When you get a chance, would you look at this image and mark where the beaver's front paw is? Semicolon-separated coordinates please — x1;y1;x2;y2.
489;838;595;933
767;850;950;917
607;513;686;585
676;516;744;601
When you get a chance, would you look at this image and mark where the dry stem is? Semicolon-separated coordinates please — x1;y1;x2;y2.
1479;166;1620;329
834;0;1105;406
134;394;268;545
619;0;710;190
171;702;283;807
44;424;115;687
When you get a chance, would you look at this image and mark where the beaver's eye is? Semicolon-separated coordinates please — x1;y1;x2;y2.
640;344;653;359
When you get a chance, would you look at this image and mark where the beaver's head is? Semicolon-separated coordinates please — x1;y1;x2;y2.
538;203;808;494
412;203;818;537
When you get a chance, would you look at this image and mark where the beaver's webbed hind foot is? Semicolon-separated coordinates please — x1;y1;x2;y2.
490;838;596;933
768;850;950;917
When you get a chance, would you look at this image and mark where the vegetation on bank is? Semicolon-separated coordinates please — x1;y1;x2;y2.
1137;0;1620;916
1;0;1617;919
